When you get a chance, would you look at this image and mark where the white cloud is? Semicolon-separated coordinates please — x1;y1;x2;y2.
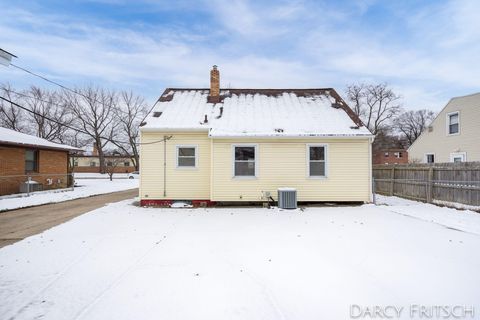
0;0;478;111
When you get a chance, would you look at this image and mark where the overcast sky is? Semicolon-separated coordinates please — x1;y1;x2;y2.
1;0;479;110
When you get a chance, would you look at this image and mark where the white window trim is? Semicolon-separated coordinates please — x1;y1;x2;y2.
450;152;467;163
232;144;258;179
424;153;435;164
175;145;198;169
446;111;460;136
306;143;328;179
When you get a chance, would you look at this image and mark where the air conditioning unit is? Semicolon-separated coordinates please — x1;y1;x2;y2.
20;181;43;193
278;188;297;209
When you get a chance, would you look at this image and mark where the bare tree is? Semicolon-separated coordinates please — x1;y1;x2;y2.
110;91;148;170
0;83;26;131
394;109;436;146
24;86;74;141
346;83;402;135
104;157;122;181
66;86;118;174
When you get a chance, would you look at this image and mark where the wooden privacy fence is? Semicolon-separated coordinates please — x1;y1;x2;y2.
373;163;480;207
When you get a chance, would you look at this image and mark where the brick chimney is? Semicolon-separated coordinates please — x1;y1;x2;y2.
208;65;220;103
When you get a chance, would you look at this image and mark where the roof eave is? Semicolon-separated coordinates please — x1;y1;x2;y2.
140;127;210;133
209;134;375;139
0;141;82;152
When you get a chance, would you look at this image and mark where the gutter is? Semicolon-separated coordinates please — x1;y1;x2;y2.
208;134;375;140
140;127;209;133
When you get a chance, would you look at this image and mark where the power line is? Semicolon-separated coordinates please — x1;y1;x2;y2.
0;95;91;137
10;62;158;126
6;61;164;145
0;95;166;146
10;63;105;105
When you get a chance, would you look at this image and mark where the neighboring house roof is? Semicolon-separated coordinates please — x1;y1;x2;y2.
0;127;80;151
141;88;373;138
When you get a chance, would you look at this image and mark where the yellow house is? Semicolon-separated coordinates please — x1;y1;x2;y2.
139;66;374;206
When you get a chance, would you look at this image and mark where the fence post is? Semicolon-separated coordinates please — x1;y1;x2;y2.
390;166;395;196
427;167;433;203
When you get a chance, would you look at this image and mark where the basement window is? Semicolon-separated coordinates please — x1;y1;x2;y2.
25;149;39;172
233;145;257;177
308;144;327;178
176;146;197;168
425;153;435;164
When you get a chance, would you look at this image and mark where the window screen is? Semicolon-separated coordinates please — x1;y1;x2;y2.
234;146;256;176
309;146;326;177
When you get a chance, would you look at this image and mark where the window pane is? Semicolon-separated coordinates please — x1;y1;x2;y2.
235;162;255;176
179;147;195;157
25;150;37;171
25;150;35;161
427;155;434;163
310;147;325;161
310;161;325;176
453;157;462;163
235;147;255;161
178;157;195;167
25;160;35;171
449;114;458;125
449;123;459;134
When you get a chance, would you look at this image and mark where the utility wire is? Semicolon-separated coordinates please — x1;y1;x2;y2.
10;63;105;105
10;63;158;124
8;63;162;139
0;95;167;146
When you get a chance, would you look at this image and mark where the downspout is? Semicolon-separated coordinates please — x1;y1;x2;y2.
163;135;173;198
164;135;167;197
369;136;374;203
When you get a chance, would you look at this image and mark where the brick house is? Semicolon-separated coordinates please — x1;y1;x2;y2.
0;127;79;196
372;148;409;165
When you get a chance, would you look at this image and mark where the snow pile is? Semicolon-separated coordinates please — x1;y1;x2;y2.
141;90;372;137
0;200;479;319
0;179;138;212
0;127;79;151
170;201;193;208
373;195;480;235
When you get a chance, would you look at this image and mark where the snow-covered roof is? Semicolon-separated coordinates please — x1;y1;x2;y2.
0;127;80;151
141;88;372;138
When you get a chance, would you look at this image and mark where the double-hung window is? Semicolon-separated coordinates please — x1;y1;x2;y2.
308;145;327;177
177;146;197;168
233;145;257;177
25;149;38;172
447;112;459;135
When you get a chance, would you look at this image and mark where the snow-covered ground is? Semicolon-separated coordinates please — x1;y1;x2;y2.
0;197;479;320
375;194;480;235
74;173;131;179
0;179;138;212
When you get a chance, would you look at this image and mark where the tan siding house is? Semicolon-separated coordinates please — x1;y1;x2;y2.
139;67;374;206
408;92;480;163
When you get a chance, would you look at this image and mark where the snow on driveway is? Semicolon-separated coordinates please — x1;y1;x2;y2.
0;200;479;320
0;179;138;212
